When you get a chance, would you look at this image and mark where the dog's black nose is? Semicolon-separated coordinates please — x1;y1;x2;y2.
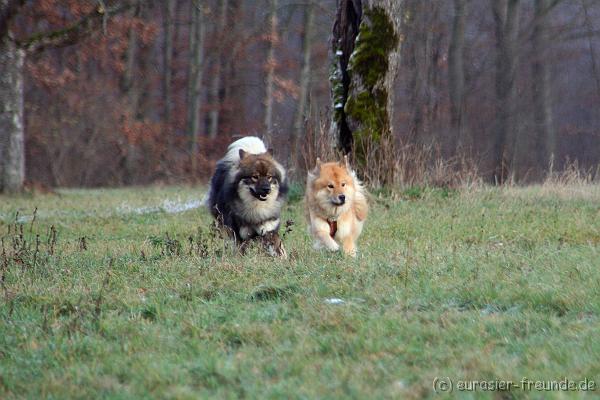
258;186;271;195
338;194;345;203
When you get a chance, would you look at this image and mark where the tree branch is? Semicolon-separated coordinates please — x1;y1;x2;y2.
15;1;135;54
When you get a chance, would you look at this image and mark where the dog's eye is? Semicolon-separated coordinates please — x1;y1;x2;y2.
251;175;259;181
341;182;346;187
267;175;272;182
328;184;334;189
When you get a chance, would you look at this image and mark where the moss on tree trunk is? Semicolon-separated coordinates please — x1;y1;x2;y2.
330;3;400;173
345;6;398;163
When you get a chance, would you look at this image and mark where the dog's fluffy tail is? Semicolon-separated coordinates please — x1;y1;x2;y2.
222;136;267;164
351;170;369;221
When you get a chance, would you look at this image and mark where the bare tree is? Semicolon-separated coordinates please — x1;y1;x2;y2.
579;0;600;169
187;0;206;173
403;0;444;146
449;0;468;151
291;1;315;168
0;1;134;193
581;0;600;99
491;0;521;184
208;0;228;139
120;2;142;184
531;0;555;175
162;0;176;130
263;0;278;142
0;2;25;193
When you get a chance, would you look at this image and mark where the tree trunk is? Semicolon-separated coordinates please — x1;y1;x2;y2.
263;0;278;143
581;0;600;172
449;0;467;152
162;0;175;128
187;0;206;174
136;17;152;122
491;0;520;184
330;0;362;153
121;7;138;100
331;0;402;183
121;4;140;184
0;0;134;192
532;0;554;176
291;1;314;168
581;0;600;101
404;0;442;146
0;35;25;193
208;0;228;139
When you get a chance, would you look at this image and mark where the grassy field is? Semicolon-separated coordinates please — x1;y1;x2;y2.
0;185;599;399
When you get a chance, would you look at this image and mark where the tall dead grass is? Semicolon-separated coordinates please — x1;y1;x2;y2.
297;121;600;195
543;158;600;186
299;124;482;189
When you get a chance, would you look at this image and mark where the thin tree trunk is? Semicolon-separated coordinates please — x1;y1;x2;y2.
122;4;140;184
532;0;554;176
407;0;441;145
491;0;520;184
263;0;278;142
581;0;600;99
162;0;175;129
187;0;206;173
122;12;138;106
407;1;429;143
581;0;600;173
187;1;198;135
449;0;467;152
0;35;25;193
136;27;151;121
208;0;228;139
291;1;314;168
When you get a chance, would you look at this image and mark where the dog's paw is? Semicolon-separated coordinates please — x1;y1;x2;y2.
266;243;287;259
313;239;339;252
342;244;357;257
239;226;254;240
257;219;279;236
326;241;340;252
262;231;287;258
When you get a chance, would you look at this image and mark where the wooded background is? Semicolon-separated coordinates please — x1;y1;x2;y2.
1;0;600;192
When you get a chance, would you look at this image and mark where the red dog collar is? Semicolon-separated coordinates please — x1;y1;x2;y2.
327;219;338;238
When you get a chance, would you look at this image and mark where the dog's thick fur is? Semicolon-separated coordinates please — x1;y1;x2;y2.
305;156;368;256
204;137;288;242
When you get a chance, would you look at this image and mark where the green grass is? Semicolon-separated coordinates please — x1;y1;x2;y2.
1;185;599;399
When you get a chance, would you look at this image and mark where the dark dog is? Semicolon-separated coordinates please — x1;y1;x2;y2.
204;137;288;255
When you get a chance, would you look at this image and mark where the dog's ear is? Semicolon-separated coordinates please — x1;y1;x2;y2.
313;157;322;172
239;149;247;160
343;154;350;170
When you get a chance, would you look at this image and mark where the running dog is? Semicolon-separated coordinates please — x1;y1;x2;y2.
204;137;288;254
305;156;368;257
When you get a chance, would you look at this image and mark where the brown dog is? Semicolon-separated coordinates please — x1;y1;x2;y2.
305;156;368;256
